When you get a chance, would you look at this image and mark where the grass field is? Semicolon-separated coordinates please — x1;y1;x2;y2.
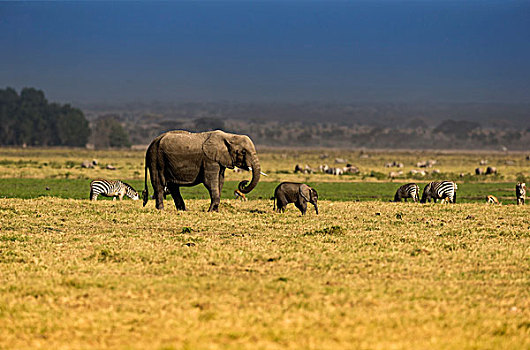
0;147;529;349
0;178;522;204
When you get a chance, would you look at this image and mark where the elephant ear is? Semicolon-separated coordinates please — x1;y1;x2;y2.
299;184;311;202
202;132;234;168
310;188;318;201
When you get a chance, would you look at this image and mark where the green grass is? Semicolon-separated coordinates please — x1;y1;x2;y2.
0;178;520;204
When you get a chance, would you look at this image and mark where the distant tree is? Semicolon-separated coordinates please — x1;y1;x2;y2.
92;115;131;149
433;119;481;139
55;104;91;147
0;87;90;146
193;117;225;132
0;87;20;144
406;118;428;129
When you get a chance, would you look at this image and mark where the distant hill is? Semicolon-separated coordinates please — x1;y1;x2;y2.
81;101;530;150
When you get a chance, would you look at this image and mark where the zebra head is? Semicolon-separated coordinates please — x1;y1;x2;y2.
123;182;140;200
420;182;432;203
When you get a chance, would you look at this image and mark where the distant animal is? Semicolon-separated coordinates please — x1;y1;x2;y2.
394;183;420;202
331;167;344;175
516;183;526;205
234;189;247;201
385;161;403;168
294;164;314;174
420;181;457;204
486;195;500;205
389;171;403;179
273;182;318;215
475;168;484;175
343;164;360;174
485;166;497;175
90;179;139;201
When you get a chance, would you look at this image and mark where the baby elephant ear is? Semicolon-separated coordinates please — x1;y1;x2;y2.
202;131;234;168
299;184;311;202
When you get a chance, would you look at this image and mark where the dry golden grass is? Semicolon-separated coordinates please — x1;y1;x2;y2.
1;197;528;349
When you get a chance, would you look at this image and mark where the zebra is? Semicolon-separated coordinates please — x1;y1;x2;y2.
516;182;526;205
90;179;139;201
394;183;420;202
420;181;457;204
486;195;500;205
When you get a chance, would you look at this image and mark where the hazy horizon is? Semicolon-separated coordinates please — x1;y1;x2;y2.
2;1;530;105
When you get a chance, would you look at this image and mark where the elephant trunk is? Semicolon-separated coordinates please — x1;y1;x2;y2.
238;152;260;194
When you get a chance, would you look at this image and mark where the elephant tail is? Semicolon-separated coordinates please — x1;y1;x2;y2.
272;195;276;211
142;163;149;207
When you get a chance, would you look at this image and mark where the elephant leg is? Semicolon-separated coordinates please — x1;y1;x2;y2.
295;200;307;215
276;200;283;213
276;194;287;213
204;179;221;212
154;188;165;210
167;183;186;211
218;168;225;195
147;161;165;210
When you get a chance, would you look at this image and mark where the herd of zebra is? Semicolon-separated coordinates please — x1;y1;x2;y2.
394;181;457;203
89;178;526;206
394;181;526;205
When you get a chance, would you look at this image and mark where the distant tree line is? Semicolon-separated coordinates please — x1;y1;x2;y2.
0;87;90;147
91;115;131;149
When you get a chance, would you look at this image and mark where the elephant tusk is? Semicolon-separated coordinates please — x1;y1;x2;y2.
248;167;268;176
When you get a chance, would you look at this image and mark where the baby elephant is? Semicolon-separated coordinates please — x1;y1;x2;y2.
273;182;318;215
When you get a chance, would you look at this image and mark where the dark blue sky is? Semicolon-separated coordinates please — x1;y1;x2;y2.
1;1;530;104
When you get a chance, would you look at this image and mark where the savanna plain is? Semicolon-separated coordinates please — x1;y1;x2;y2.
0;147;529;349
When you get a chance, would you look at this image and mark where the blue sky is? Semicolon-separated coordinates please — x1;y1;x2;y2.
1;1;529;104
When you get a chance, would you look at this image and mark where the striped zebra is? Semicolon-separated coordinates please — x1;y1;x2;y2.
394;183;420;202
89;179;139;201
420;181;457;204
486;195;500;205
516;182;526;205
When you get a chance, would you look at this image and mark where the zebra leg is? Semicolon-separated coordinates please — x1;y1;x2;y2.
167;183;186;211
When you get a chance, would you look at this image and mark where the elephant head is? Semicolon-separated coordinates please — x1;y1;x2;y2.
299;184;319;214
203;131;261;194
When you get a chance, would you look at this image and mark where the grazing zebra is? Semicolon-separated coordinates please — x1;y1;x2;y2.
90;179;139;201
394;183;420;202
486;195;500;205
516;182;526;205
420;181;457;204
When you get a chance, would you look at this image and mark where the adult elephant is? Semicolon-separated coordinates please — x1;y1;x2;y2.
142;130;261;212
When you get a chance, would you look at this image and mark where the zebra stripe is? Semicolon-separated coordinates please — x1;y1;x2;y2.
394;183;420;202
90;179;139;201
516;182;526;205
420;181;457;204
